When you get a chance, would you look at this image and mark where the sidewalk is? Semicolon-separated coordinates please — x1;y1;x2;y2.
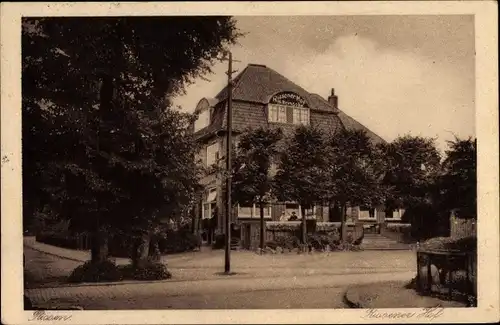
343;281;467;308
24;237;202;265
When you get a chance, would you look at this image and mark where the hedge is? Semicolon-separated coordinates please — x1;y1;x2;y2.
420;236;477;252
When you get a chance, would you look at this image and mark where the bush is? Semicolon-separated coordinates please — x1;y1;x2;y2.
158;230;200;254
421;236;476;252
307;233;342;251
212;234;225;249
275;235;299;250
120;260;172;281
68;260;122;283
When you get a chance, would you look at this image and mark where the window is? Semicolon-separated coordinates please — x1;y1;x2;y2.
206;143;219;166
268;104;309;125
237;204;272;219
194;110;210;132
294;107;310;125
359;206;376;219
202;188;217;220
268;104;288;123
269;162;278;177
285;203;300;217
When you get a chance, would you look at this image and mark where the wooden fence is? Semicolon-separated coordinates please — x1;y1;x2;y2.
450;215;476;238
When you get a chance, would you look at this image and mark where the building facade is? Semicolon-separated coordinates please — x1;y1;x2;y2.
191;64;403;241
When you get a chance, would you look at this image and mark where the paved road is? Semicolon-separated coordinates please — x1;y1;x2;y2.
24;245;416;309
74;287;349;309
26;270;415;309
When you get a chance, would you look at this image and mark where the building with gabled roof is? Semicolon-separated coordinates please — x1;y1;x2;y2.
191;64;401;246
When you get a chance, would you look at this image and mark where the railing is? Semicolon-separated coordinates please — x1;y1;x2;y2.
416;249;476;306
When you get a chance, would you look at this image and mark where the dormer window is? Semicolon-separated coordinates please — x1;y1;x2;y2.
194;110;210;132
194;98;218;132
267;91;310;125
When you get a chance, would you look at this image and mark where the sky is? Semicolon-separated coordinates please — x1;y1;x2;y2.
173;15;475;154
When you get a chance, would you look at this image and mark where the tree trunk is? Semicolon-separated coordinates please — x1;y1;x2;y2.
90;227;109;263
301;205;307;244
259;201;265;251
132;232;151;268
148;237;161;262
340;202;346;241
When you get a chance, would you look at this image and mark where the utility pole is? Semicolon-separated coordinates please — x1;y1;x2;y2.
223;51;239;274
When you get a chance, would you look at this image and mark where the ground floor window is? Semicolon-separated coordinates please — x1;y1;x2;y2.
279;203;316;221
237;203;271;219
359;206;376;220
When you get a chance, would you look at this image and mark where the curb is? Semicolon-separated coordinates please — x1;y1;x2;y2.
343;287;363;308
25;243;88;263
26;269;416;290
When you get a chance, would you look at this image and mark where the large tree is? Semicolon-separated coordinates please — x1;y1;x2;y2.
22;17;240;263
380;135;442;238
324;128;385;239
231;127;283;251
273;126;327;244
381;135;442;209
439;137;477;219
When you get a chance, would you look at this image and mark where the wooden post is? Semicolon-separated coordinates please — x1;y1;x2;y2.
259;201;265;251
416;252;421;292
448;255;453;299
224;51;233;273
426;254;432;293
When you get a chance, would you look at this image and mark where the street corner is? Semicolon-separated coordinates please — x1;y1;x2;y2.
342;281;468;309
343;285;364;308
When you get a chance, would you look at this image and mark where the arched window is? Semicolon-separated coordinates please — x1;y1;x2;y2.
267;92;310;125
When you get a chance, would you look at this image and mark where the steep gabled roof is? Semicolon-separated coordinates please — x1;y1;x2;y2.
216;64;337;113
198;63;386;145
337;111;386;145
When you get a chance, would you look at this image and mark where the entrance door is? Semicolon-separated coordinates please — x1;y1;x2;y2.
244;224;251;249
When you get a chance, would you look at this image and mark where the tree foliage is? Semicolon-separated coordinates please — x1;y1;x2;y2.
324;128;385;208
231;127;283;206
273;125;326;209
22;17;241;260
380;135;442;209
439;137;477;218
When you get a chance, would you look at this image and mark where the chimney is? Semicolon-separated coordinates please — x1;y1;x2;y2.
328;88;338;109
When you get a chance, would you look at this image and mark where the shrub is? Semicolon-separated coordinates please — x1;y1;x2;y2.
158;230;201;254
265;240;278;249
120;260;172;281
420;236;476;252
307;233;341;251
212;234;225;249
274;235;299;251
68;260;122;283
266;221;301;232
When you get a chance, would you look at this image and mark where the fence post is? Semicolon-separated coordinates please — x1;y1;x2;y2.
426;254;432;293
416;252;421;292
447;254;453;300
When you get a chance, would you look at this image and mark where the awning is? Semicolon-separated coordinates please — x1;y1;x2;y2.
206;190;217;203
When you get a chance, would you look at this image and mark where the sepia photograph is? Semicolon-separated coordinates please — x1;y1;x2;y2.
1;1;498;324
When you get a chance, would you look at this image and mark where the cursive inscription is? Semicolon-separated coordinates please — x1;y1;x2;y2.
363;307;445;321
29;311;73;322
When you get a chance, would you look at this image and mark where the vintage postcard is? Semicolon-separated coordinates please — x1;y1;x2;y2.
1;1;498;324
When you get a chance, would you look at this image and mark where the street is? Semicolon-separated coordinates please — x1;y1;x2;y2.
24;246;415;309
